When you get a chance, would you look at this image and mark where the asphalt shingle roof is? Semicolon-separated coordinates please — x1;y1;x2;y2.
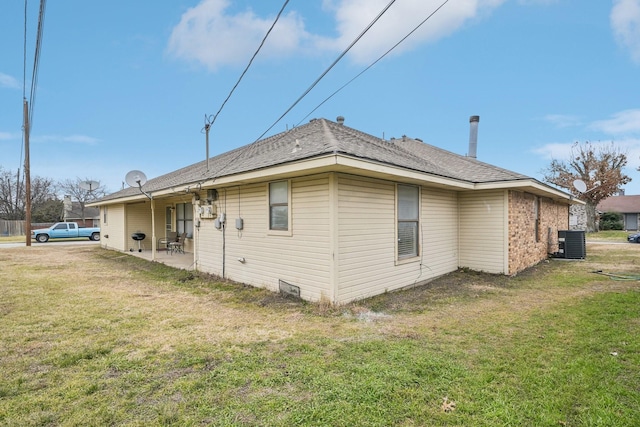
597;195;640;213
100;117;531;202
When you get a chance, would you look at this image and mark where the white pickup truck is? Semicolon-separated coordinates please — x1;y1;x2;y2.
31;222;100;243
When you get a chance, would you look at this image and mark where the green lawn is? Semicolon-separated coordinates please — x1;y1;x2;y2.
587;230;631;242
0;243;638;426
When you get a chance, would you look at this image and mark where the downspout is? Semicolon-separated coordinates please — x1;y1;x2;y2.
222;188;227;279
222;219;226;278
151;198;156;261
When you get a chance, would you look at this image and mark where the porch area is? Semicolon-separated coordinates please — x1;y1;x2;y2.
129;248;196;271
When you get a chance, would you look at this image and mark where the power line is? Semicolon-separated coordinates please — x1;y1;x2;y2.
205;0;291;130
19;0;29;194
208;0;398;182
253;0;398;142
23;0;28;100
29;0;47;128
297;0;451;126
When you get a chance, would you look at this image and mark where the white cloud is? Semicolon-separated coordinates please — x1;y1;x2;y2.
0;73;20;89
619;137;640;169
34;135;100;145
517;0;558;4
167;0;507;69
611;0;640;64
167;0;315;70
544;114;582;128
305;0;509;64
535;110;640;161
533;137;640;173
590;109;640;135
0;131;19;141
532;142;575;160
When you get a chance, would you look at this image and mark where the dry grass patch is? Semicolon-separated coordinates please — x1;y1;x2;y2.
1;243;638;426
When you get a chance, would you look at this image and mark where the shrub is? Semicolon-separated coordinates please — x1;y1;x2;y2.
599;211;623;230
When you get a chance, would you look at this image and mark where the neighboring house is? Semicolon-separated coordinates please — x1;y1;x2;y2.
63;195;100;227
597;195;640;230
90;117;579;304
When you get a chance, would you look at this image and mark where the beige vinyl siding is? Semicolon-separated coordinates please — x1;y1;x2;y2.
335;176;460;303
126;202;153;252
458;190;507;274
422;188;459;276
336;176;395;303
197;175;332;302
100;204;126;251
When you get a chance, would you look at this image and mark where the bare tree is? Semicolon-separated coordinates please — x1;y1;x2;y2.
0;168;21;220
58;178;107;223
0;167;59;221
542;141;631;232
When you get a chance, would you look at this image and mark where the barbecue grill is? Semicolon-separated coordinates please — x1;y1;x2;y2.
130;232;146;252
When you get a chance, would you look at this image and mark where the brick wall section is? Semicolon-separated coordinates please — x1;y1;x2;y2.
508;191;569;275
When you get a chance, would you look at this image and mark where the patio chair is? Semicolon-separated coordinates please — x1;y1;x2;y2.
168;232;186;255
158;231;178;251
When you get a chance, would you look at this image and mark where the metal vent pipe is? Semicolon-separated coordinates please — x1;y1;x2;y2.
468;115;479;158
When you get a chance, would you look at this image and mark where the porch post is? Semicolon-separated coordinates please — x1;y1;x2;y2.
151;198;156;261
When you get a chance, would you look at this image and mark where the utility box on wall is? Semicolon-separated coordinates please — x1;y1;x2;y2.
557;230;586;259
198;204;217;219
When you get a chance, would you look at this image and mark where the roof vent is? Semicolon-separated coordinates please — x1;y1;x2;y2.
336;116;345;125
468;115;480;158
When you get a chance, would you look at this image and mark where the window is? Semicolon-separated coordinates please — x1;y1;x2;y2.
269;181;289;230
176;203;193;237
397;184;419;259
103;207;108;225
165;206;173;232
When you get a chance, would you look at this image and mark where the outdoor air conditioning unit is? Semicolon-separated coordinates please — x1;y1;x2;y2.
557;230;586;259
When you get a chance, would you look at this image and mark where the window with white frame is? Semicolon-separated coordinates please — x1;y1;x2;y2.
165;206;172;232
176;202;193;237
269;181;288;230
103;206;108;225
397;184;419;259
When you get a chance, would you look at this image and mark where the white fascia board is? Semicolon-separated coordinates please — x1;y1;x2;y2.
87;194;148;206
333;155;475;189
473;180;582;203
91;153;579;205
189;154;474;191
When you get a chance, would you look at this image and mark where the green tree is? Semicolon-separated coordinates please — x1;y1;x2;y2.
542;141;631;232
32;199;64;223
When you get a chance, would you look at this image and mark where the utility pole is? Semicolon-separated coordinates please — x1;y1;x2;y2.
205;120;211;172
23;98;31;246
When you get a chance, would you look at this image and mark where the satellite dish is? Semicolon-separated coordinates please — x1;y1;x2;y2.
125;170;147;188
79;180;100;191
573;179;587;193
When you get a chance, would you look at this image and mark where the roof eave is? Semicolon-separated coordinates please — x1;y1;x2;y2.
474;180;583;204
89;152;579;205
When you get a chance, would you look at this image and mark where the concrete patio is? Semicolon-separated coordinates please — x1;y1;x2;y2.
128;248;196;271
